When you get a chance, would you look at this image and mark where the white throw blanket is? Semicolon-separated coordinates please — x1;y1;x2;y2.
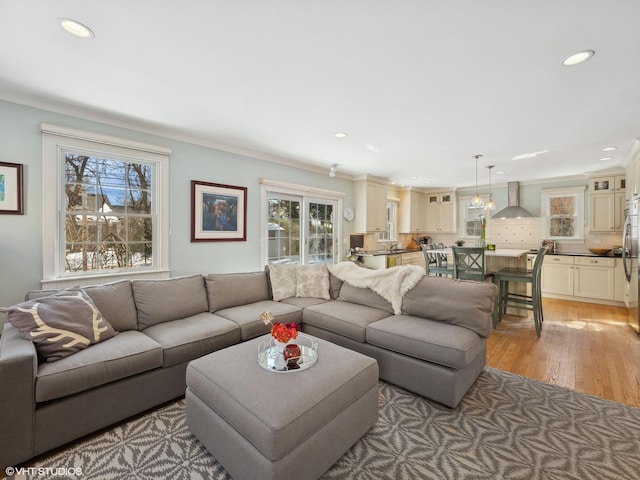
328;262;424;315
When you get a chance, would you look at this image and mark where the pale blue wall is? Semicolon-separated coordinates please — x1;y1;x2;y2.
0;100;353;317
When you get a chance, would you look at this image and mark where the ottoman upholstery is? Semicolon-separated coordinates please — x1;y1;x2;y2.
186;335;379;480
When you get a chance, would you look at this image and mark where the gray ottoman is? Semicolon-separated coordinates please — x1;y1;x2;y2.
186;335;379;480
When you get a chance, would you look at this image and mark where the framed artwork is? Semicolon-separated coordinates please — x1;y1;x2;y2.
0;162;24;215
191;180;247;242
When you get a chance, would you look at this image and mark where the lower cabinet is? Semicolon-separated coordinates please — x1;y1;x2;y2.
541;255;617;303
401;252;425;271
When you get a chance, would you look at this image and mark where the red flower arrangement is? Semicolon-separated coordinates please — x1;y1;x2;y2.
260;311;298;343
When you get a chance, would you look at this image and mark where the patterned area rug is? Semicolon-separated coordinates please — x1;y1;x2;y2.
25;367;640;480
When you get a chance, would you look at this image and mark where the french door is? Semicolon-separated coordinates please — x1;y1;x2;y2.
266;193;338;265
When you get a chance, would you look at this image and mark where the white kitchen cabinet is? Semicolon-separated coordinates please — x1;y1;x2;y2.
589;175;626;233
614;259;625;303
541;256;574;296
573;257;615;300
542;255;618;303
353;180;387;233
425;192;456;233
401;251;425;271
589;175;625;195
399;189;425;233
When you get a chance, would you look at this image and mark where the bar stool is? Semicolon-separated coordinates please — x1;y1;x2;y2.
452;246;494;282
421;244;454;277
492;245;549;336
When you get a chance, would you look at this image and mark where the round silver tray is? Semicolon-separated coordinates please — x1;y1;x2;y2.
257;333;319;373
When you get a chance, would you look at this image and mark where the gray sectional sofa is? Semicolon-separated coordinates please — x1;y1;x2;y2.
0;267;497;470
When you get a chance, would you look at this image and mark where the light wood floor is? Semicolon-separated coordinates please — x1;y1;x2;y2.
486;298;640;408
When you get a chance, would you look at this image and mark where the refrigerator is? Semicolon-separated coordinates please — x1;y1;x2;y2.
623;197;639;332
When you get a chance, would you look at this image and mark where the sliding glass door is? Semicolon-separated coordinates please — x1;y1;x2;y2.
266;193;337;265
306;198;336;264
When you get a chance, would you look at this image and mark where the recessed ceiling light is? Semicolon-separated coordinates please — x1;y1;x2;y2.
496;171;505;175
602;146;617;152
334;132;348;138
561;50;594;67
410;176;417;180
600;157;613;161
59;18;95;39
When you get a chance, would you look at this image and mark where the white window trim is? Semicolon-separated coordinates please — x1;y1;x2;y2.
459;194;491;239
540;185;586;242
41;123;171;288
260;178;344;266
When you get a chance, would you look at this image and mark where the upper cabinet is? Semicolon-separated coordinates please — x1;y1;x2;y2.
398;189;425;233
425;191;456;233
589;174;626;233
588;175;625;195
353;180;388;232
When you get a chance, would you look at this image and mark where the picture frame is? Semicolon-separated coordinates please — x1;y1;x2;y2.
191;180;247;242
0;162;24;215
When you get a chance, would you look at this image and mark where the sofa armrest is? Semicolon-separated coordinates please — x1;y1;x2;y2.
0;324;37;468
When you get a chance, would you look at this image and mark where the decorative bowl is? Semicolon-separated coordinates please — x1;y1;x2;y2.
588;247;612;255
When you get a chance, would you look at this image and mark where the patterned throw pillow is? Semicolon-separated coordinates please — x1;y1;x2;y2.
267;264;298;301
3;286;118;362
296;264;331;299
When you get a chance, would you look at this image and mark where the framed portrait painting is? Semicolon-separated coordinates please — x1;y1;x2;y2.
191;180;247;242
0;162;24;215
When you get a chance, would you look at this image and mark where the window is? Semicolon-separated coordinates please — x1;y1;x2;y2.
541;186;585;240
461;196;488;238
378;200;398;241
261;179;344;265
42;124;170;286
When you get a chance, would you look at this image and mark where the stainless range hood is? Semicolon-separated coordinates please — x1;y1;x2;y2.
491;182;535;219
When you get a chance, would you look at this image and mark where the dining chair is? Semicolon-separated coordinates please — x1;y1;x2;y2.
451;246;494;282
421;244;454;277
491;245;549;336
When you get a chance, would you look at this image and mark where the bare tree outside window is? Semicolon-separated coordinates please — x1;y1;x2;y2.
64;154;153;273
549;196;575;237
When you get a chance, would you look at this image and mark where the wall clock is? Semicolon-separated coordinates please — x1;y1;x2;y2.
343;207;355;221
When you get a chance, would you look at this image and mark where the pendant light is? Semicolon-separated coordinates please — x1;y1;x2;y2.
471;154;483;206
485;165;496;210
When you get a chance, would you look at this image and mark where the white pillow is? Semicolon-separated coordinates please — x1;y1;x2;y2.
296;264;331;300
268;264;297;301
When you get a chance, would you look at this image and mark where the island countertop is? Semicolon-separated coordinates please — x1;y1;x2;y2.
429;247;529;258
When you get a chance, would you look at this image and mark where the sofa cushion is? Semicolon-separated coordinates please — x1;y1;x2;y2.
84;280;138;332
366;315;485;370
328;272;343;299
338;282;394;315
143;312;241;367
206;272;271;312
3;286;118;363
132;275;209;330
295;264;331;300
265;264;297;301
35;330;163;402
401;276;497;338
303;300;392;343
280;297;329;308
215;300;302;341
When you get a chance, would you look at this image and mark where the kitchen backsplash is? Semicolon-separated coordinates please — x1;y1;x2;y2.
393;217;621;254
490;218;540;249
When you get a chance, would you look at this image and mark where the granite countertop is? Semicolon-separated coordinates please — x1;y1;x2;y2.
354;248;422;257
548;251;621;258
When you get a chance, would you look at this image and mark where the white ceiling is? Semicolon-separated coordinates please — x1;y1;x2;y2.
1;0;639;189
